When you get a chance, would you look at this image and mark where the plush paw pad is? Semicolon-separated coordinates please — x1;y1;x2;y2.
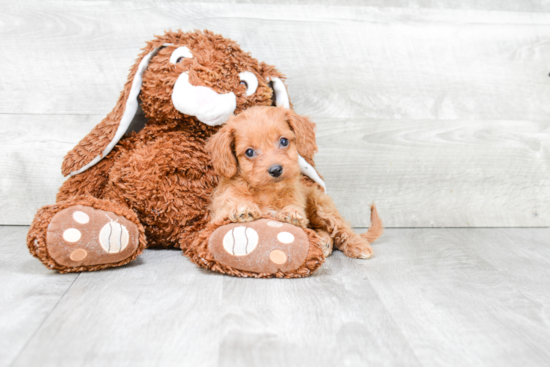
208;219;310;274
222;226;259;256
46;205;139;267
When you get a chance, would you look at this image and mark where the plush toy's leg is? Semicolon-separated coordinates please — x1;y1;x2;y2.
56;148;118;202
185;217;325;278
27;196;146;273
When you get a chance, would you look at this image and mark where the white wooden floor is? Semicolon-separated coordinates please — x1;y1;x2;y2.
2;225;549;367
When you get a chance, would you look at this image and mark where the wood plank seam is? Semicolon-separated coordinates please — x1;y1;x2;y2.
7;273;81;367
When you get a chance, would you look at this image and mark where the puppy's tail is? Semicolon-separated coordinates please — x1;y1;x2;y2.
360;204;383;244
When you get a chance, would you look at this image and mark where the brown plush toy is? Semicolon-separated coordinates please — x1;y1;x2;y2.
27;30;327;278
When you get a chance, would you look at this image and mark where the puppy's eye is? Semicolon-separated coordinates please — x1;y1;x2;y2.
245;148;255;158
280;137;289;147
240;80;248;88
176;57;185;63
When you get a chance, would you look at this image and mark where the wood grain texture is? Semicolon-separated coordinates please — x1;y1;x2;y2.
54;0;550;12
1;2;550;119
3;114;548;227
365;227;550;367
217;258;419;367
0;115;100;224
315;118;550;227
1;1;549;226
0;226;78;367
5;225;550;367
10;246;224;367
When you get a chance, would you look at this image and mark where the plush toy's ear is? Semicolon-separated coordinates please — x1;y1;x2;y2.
206;124;238;178
61;44;167;177
267;77;291;109
284;109;326;192
262;68;325;191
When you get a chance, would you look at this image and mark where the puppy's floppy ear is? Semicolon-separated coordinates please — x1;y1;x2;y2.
61;42;168;177
285;109;318;163
206;124;237;178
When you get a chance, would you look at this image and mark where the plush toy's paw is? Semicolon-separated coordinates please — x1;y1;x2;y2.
341;235;374;259
45;205;141;268
207;219;313;275
276;206;309;228
229;204;262;223
315;229;334;258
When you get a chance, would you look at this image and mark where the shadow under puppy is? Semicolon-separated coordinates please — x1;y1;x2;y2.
206;106;383;259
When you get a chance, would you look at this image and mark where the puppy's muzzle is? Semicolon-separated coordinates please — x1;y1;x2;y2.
268;164;283;178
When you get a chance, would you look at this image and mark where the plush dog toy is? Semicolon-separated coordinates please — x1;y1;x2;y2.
27;30;327;277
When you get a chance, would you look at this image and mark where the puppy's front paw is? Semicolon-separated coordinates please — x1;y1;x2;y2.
229;204;261;223
315;230;334;257
277;206;309;228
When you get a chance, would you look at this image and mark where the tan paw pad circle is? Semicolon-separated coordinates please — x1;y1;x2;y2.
70;249;88;261
223;226;259;256
63;228;81;243
269;250;287;264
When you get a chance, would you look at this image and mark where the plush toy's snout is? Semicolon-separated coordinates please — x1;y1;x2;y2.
172;72;237;126
168;45;281;127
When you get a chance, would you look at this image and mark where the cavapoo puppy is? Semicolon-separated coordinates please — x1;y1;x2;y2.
206;106;382;259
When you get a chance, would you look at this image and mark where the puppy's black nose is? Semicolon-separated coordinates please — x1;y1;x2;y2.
268;164;283;178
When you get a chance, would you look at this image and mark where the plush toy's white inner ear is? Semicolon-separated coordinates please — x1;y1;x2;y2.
239;71;258;96
268;77;290;109
298;155;327;193
69;46;163;176
170;46;193;64
266;77;326;191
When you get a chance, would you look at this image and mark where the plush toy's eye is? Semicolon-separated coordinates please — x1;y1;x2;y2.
245;148;255;158
280;137;289;147
170;46;193;64
238;71;258;96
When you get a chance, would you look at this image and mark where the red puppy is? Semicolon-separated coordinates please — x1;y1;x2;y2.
206;106;382;259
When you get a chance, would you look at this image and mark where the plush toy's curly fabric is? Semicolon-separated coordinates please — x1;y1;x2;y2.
55;30;296;249
27;30;326;277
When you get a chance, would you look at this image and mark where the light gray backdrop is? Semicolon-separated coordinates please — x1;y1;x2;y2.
1;0;549;227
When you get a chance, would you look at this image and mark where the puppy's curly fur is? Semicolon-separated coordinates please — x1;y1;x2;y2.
206;106;383;259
